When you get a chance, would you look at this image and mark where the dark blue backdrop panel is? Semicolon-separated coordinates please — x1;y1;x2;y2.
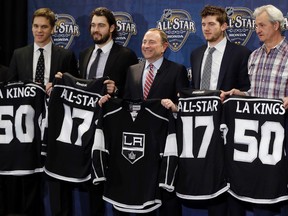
28;1;287;216
28;0;288;69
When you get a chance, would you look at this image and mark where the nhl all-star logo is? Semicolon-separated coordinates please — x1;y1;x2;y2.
113;12;137;47
284;12;288;31
157;9;196;52
52;14;80;49
122;132;145;164
225;7;255;46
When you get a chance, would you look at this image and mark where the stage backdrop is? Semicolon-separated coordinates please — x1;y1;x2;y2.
28;1;287;216
28;0;288;71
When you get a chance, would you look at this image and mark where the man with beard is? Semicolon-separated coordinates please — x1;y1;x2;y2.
79;7;138;97
188;5;251;216
52;7;138;216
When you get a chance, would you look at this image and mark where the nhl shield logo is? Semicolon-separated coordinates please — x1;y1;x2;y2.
114;12;137;47
157;9;196;52
122;132;145;164
52;14;80;49
225;7;255;46
285;13;288;31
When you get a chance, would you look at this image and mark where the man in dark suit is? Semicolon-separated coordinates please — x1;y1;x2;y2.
124;28;188;107
7;8;79;94
54;7;138;216
189;5;251;216
0;64;8;82
99;28;188;215
1;8;78;216
79;7;138;97
190;5;251;92
80;7;138;216
107;28;188;216
81;7;138;216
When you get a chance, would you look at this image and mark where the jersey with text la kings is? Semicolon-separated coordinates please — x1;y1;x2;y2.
0;81;46;175
176;89;228;200
44;73;107;182
92;99;178;213
221;96;288;204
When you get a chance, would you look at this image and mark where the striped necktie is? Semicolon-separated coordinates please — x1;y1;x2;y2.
143;64;154;100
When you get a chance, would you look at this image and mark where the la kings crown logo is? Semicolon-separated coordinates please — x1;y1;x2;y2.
122;132;145;164
114;12;137;47
225;7;255;46
52;14;80;49
157;9;196;52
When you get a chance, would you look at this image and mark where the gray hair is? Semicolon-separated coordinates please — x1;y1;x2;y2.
253;4;285;31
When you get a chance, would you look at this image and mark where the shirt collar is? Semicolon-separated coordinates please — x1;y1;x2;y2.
34;41;52;53
94;40;113;54
207;37;227;53
262;37;287;54
145;57;164;71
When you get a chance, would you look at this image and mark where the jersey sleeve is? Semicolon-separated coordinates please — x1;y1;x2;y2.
158;111;178;192
40;98;49;165
91;109;108;185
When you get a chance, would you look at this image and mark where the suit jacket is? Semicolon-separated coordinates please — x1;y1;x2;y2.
79;43;138;97
0;65;8;82
190;40;251;91
7;44;79;83
124;58;189;102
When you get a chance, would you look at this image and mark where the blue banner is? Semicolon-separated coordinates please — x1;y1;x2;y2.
28;0;288;69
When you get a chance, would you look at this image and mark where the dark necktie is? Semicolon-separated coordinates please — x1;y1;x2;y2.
143;64;154;100
35;48;45;84
201;47;216;90
88;49;102;79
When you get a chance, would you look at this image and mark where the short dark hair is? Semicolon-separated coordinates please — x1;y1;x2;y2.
201;5;228;25
33;8;56;27
90;7;118;38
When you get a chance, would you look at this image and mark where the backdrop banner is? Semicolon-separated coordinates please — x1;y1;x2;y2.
28;0;288;71
28;1;288;215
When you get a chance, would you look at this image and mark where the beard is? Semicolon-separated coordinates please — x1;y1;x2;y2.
93;32;110;44
205;31;224;43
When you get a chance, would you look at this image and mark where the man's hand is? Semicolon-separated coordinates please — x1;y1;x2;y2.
161;99;178;112
104;80;116;94
282;97;288;109
220;88;246;102
55;72;63;78
98;94;111;107
46;82;53;96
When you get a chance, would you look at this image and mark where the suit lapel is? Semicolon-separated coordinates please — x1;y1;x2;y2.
194;46;206;89
217;41;231;89
50;45;58;81
136;62;145;97
26;45;34;79
103;43;119;76
83;46;94;78
148;59;169;96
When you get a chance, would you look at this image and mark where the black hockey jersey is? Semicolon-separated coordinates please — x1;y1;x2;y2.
92;99;178;213
44;73;107;182
176;89;228;200
0;81;46;175
221;96;288;204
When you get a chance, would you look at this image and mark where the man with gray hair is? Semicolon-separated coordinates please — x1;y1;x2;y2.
221;4;288;216
222;4;288;104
